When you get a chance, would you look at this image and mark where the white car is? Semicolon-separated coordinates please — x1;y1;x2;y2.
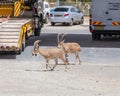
37;1;50;23
49;6;84;26
43;1;50;23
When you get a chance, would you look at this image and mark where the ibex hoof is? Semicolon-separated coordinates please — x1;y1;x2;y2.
65;67;69;71
79;61;82;65
51;68;54;71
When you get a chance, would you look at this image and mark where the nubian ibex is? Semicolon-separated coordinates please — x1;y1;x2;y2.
57;34;81;64
32;40;68;71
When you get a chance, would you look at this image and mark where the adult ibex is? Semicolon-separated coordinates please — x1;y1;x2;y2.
57;34;81;64
32;40;68;71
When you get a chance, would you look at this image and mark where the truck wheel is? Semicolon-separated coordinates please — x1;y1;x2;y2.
34;28;41;36
69;19;73;26
96;34;101;40
92;33;97;40
51;22;55;26
80;17;84;24
92;33;101;40
34;21;42;36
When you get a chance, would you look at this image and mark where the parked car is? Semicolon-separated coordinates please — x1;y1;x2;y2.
50;7;55;13
38;1;50;23
49;6;84;26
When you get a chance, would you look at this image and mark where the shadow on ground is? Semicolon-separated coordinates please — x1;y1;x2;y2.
26;33;120;48
1;33;120;59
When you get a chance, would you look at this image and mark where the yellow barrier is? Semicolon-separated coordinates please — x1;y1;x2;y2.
14;1;21;17
0;6;13;17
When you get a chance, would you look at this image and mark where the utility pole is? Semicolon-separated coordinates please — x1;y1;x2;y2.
76;0;78;4
56;0;59;6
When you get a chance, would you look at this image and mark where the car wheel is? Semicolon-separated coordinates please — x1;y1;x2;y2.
51;22;55;26
80;17;84;24
69;19;73;26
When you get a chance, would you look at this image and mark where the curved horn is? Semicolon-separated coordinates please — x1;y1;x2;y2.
57;34;64;42
61;34;67;41
34;40;40;47
57;33;66;42
57;34;60;42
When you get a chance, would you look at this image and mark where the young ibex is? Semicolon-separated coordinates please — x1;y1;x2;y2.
32;40;68;71
57;34;81;64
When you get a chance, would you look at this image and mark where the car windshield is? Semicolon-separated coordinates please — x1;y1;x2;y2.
54;8;69;12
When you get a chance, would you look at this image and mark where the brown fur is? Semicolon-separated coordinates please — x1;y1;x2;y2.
57;34;81;64
32;40;68;71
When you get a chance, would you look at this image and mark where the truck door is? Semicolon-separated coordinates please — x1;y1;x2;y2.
91;0;107;26
106;0;120;27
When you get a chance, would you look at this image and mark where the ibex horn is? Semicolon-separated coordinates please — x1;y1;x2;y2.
57;34;62;41
61;34;67;41
34;40;40;47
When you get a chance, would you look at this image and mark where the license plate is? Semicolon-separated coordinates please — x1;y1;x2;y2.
55;15;62;17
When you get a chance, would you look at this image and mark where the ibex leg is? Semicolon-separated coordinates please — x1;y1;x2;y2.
65;54;69;64
61;56;68;71
46;60;52;70
75;52;81;65
51;59;58;71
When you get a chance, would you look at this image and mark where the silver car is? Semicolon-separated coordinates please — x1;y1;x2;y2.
49;6;84;26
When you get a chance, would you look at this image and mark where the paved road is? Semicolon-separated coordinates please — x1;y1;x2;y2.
1;17;120;65
0;17;120;96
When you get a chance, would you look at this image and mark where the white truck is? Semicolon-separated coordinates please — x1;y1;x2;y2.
89;0;120;40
